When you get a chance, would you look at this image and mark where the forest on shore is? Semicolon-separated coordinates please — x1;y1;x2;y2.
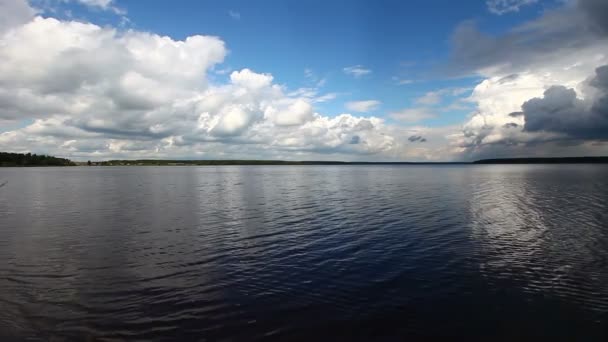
0;152;75;166
2;152;607;167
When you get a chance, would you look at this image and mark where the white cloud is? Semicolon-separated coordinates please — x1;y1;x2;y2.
304;68;314;79
213;67;232;75
228;10;240;20
68;0;125;15
345;100;381;112
415;92;442;105
209;105;258;136
343;65;371;78
230;68;273;89
313;92;337;103
451;0;608;159
454;60;608;158
393;77;414;85
264;99;314;126
486;0;538;15
0;5;408;160
303;68;326;87
390;108;437;123
414;87;471;106
75;0;112;8
5;0;604;162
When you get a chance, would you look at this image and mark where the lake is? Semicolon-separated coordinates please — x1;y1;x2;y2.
0;165;607;340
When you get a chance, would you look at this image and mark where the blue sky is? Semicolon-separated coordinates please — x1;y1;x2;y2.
2;0;607;161
40;0;549;124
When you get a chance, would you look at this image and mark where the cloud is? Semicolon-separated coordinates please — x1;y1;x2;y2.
228;10;240;20
577;0;608;35
287;87;337;103
74;0;113;9
415;92;442;105
0;0;36;33
408;135;427;143
454;65;608;159
0;5;406;161
443;99;474;112
345;100;381;113
213;67;232;75
446;0;608;159
392;77;414;85
69;0;125;15
390;108;437;123
264;99;314;126
303;68;326;87
343;65;371;78
415;87;472;106
521;65;608;139
4;0;605;162
230;68;273;89
486;0;538;15
313;93;337;103
449;0;608;76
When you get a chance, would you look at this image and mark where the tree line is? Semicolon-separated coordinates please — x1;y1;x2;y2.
0;152;75;166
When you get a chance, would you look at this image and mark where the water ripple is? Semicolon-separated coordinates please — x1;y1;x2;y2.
0;165;607;340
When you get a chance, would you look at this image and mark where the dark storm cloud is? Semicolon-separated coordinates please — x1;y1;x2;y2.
522;65;608;140
578;0;608;35
448;0;608;75
408;135;427;143
589;64;608;89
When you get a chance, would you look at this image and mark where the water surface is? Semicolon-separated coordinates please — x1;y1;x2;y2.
0;165;607;340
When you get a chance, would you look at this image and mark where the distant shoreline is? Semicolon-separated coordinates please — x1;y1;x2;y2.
473;157;608;164
2;152;608;166
81;156;608;166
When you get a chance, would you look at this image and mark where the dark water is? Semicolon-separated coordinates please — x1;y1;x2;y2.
0;165;607;340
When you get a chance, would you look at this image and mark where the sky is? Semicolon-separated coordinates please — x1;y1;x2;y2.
0;0;607;161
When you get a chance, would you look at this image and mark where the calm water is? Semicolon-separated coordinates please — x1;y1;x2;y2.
0;165;607;340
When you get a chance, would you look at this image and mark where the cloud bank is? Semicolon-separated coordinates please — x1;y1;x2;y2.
0;1;402;161
1;0;608;161
451;0;608;159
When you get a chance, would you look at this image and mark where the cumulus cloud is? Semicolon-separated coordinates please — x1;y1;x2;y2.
390;108;437;123
3;0;607;162
230;68;273;89
454;65;608;159
0;16;226;127
264;99;314;126
345;100;380;113
486;0;537;15
521;66;608;139
0;0;35;33
343;65;371;78
0;3;404;161
449;0;608;159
